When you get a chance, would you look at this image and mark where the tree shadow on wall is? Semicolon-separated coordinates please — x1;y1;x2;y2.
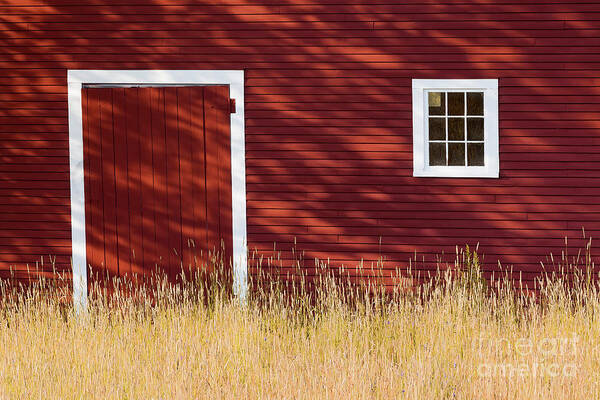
0;0;599;287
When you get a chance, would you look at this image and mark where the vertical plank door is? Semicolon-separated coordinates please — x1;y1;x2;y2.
82;86;233;283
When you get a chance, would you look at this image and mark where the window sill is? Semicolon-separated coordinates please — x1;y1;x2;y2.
413;166;499;178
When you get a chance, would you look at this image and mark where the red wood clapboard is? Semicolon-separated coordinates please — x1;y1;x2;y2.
82;86;232;281
3;1;600;286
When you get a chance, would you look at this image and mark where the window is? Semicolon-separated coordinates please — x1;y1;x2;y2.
412;79;499;178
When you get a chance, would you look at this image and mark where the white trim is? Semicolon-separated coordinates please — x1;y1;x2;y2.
412;79;499;178
67;70;248;311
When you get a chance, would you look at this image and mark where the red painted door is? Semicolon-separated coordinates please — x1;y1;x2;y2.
82;86;232;281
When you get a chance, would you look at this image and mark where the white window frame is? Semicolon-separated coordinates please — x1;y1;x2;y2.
412;79;499;178
67;70;247;311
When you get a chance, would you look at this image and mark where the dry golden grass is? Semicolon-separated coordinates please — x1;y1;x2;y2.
0;246;599;399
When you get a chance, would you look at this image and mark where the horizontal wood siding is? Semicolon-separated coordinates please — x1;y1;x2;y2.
0;0;599;284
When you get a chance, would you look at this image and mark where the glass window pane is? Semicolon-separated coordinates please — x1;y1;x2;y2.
429;143;446;166
428;92;445;116
448;143;465;166
448;92;465;115
429;118;446;140
467;143;485;166
467;92;484;116
448;118;465;141
467;118;484;141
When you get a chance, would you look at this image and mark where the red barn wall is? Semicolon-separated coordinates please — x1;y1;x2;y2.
0;0;599;283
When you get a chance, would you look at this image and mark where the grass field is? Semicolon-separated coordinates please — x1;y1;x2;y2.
0;245;599;399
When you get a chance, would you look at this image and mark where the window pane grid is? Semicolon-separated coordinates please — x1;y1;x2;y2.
426;90;485;167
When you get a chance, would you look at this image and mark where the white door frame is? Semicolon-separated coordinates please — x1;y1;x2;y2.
67;70;247;311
